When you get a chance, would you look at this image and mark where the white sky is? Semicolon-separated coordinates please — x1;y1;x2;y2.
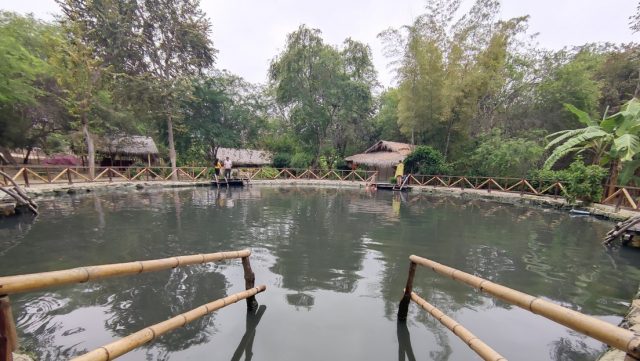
2;0;638;86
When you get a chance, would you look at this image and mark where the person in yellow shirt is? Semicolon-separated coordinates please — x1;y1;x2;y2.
395;160;404;186
214;159;222;181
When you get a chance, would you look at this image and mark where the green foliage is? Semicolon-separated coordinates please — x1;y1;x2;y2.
535;47;604;132
531;158;607;203
259;166;279;179
272;153;291;168
290;152;313;169
404;146;451;175
269;25;376;162
467;131;545;177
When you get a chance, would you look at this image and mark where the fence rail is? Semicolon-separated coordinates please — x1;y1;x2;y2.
398;254;640;360
0;249;262;361
2;165;640;211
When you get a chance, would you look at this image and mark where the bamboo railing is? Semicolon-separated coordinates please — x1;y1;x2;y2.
0;249;262;361
410;292;507;361
398;254;640;360
71;286;266;361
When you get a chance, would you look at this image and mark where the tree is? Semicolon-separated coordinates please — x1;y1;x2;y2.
534;47;604;132
178;72;267;165
57;0;216;179
544;99;640;194
0;12;48;157
269;25;376;164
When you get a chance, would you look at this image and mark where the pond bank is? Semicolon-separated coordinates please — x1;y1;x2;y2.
597;285;640;361
4;179;637;223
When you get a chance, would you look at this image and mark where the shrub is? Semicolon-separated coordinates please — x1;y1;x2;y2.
467;131;544;177
404;146;452;175
530;158;607;203
290;152;313;169
259;166;280;179
272;153;291;168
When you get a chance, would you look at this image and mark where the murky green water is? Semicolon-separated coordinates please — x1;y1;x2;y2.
1;186;639;361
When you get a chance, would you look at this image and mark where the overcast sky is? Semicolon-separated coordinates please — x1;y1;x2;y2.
3;0;638;86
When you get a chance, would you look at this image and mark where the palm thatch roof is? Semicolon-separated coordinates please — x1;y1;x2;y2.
217;147;272;166
97;135;159;155
345;140;415;167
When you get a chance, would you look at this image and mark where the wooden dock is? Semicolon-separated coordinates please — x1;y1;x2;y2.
375;183;412;192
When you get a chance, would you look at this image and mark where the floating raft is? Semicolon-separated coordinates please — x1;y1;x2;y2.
211;179;246;187
375;183;412;192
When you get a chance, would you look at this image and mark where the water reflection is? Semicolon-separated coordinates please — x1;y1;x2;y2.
396;322;416;361
230;305;266;361
1;186;639;361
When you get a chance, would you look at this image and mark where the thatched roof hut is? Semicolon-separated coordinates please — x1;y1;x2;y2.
97;135;159;166
345;141;414;167
345;140;415;180
98;135;159;156
216;147;272;167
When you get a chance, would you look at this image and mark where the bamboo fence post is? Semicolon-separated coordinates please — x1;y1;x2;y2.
0;250;251;295
397;261;417;321
70;286;266;361
408;255;640;358
0;296;17;361
241;256;259;310
411;292;507;361
21;169;29;188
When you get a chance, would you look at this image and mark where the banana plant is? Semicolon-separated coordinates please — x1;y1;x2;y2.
544;98;640;192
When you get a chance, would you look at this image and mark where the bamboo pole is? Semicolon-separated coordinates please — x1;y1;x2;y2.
409;255;640;358
70;286;266;361
0;250;251;295
0;296;17;361
411;292;507;361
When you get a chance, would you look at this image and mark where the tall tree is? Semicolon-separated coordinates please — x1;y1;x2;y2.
57;0;216;179
269;25;376;164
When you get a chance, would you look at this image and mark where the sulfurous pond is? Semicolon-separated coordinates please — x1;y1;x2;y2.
1;186;639;361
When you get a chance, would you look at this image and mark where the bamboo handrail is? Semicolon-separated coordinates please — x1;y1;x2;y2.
410;292;507;361
70;285;267;361
407;255;640;359
0;250;251;295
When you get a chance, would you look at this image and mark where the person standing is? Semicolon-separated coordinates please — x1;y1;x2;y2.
224;156;233;179
214;159;222;181
395;160;404;187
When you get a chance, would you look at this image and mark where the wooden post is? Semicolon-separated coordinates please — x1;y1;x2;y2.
397;261;417;321
553;181;559;199
67;168;73;185
107;168;113;183
45;168;51;183
21;169;29;188
0;296;17;361
241;256;259;311
487;179;492;193
0;168;6;186
519;179;525;196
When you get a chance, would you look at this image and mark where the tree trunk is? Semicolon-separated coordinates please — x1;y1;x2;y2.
607;159;621;198
23;147;32;165
167;113;178;181
82;116;95;179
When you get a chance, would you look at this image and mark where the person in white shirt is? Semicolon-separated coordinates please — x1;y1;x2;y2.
224;157;233;179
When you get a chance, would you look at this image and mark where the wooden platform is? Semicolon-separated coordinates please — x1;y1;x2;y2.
375;183;412;192
211;179;245;187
